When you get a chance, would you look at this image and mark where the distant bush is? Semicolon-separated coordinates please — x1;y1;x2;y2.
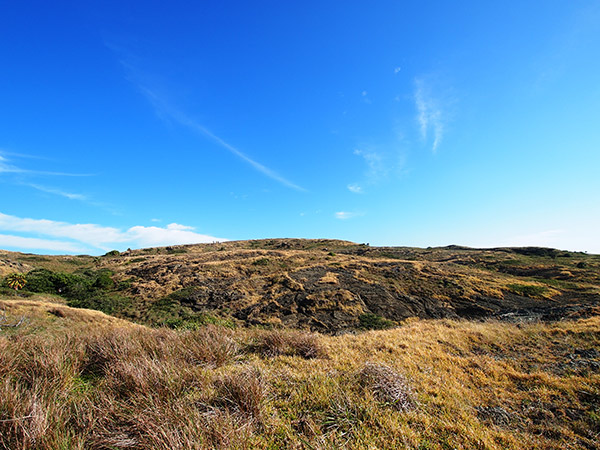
166;246;188;254
162;314;236;330
252;258;270;266
93;269;115;290
25;269;87;295
103;250;120;257
68;293;132;316
22;268;132;316
0;286;33;297
359;313;396;330
148;291;236;329
507;284;547;298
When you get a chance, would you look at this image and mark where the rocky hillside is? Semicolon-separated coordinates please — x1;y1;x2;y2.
1;239;599;332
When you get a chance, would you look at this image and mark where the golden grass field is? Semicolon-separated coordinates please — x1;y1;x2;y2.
0;296;598;449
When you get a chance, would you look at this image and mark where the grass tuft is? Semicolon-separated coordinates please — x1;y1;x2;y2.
250;329;327;359
213;367;267;421
359;362;416;412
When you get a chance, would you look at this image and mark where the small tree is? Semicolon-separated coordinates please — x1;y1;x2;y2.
5;273;27;291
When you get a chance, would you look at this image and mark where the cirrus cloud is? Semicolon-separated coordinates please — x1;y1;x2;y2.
334;211;364;220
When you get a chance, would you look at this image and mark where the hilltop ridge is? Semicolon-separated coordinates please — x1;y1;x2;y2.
1;239;598;332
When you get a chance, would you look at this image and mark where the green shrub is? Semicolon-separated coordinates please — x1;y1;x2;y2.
0;286;33;297
253;258;270;266
93;269;115;290
147;291;236;329
67;293;132;316
162;314;236;330
359;313;396;330
22;268;132;317
25;269;87;295
166;246;187;254
507;284;547;298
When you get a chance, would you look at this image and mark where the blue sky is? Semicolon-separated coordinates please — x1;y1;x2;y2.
1;1;599;255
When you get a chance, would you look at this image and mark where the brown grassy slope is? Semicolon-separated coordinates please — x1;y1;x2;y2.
0;251;95;276
0;301;598;449
2;239;599;332
0;296;139;329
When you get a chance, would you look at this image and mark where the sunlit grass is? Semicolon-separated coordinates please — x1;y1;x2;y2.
0;298;598;449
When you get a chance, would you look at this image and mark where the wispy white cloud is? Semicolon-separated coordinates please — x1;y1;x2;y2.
0;212;227;254
0;152;91;177
110;50;305;192
394;67;402;74
138;86;305;192
414;78;445;152
334;211;363;220
348;138;408;193
353;148;386;179
361;90;372;104
347;184;363;194
25;183;87;201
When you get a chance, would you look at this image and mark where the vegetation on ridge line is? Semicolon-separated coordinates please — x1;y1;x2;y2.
1;238;599;332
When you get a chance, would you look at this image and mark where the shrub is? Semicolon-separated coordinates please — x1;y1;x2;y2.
147;289;236;329
252;258;270;266
507;283;547;298
25;269;87;295
67;293;132;316
0;286;33;297
93;270;115;290
23;268;132;317
165;246;187;254
162;314;236;330
359;313;396;330
4;273;27;291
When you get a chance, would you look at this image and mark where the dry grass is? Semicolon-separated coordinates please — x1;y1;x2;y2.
249;329;327;359
359;362;416;412
0;299;599;449
0;298;135;329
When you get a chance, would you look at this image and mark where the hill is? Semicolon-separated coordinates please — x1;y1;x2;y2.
1;240;599;448
1;239;599;332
